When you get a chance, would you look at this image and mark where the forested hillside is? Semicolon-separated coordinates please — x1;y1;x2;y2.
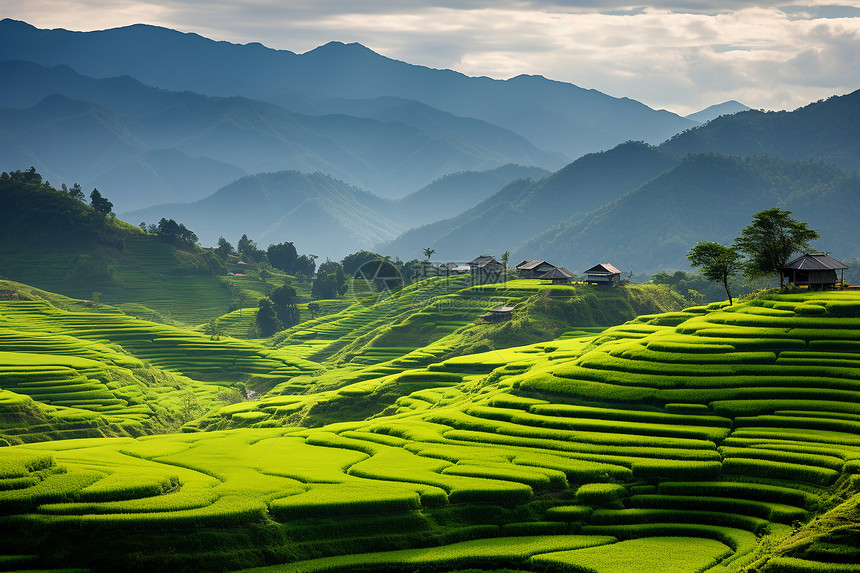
663;90;860;170
515;154;860;272
385;91;860;272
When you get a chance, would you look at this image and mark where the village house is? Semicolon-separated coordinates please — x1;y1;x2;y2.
584;263;622;287
515;259;557;279
438;262;471;275
468;255;504;282
539;267;576;285
778;252;848;289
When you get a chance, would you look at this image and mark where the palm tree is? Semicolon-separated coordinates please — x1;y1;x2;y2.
423;247;436;260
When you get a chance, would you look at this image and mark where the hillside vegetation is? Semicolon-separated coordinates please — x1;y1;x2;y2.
0;279;319;444
0;290;857;572
0;170;280;325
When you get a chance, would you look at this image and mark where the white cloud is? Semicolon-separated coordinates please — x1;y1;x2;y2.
3;0;858;114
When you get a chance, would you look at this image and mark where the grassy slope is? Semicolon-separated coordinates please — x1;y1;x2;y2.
0;280;319;443
0;290;858;572
210;278;684;430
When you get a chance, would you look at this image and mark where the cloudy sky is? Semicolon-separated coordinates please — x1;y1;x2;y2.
5;1;860;115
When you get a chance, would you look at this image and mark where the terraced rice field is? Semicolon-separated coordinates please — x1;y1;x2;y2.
0;298;319;441
0;291;858;572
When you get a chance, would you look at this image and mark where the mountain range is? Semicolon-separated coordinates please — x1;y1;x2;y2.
0;18;698;162
0;59;558;208
384;91;860;270
127;165;548;258
2;18;857;275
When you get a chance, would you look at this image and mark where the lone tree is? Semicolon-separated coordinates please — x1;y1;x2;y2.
267;242;298;273
734;208;819;282
89;188;113;216
255;298;282;337
214;237;235;258
270;282;301;328
423;247;436;260
687;242;742;306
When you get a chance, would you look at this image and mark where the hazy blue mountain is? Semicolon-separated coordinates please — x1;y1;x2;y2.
663;90;860;170
515;154;860;274
91;150;246;209
384;89;860;271
0;61;560;208
383;142;677;261
123;164;548;259
685;100;750;123
126;171;403;259
0;19;698;160
394;164;550;227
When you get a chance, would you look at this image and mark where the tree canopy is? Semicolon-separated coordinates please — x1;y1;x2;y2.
687;242;742;305
155;218;198;249
269;282;301;328
237;234;266;263
214;237;235;258
267;242;298;273
312;260;348;300
255;297;282;337
89;188;113;216
342;250;382;277
733;208;819;281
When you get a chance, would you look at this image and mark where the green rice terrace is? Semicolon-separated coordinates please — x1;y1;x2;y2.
0;280;859;572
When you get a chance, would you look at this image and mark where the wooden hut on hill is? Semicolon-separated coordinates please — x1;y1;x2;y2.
516;259;557;279
779;253;848;289
584;263;622;287
438;262;470;275
468;255;503;282
539;267;575;285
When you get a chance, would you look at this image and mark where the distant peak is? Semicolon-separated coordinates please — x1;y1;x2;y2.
305;41;378;56
686;100;751;123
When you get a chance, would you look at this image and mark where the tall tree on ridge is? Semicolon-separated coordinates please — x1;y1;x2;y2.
687;242;742;305
734;208;819;282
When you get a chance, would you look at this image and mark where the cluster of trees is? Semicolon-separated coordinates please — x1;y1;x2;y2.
688;208;819;305
650;271;724;304
138;218;199;250
312;260;348;300
213;234;317;277
2;167;115;217
255;282;301;337
310;250;420;301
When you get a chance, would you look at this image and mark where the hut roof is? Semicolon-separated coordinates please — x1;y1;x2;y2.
489;306;515;313
584;263;621;275
516;259;553;270
469;255;497;266
779;252;848;271
539;267;575;280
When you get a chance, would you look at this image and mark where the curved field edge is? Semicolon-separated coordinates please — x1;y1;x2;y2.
0;291;858;572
